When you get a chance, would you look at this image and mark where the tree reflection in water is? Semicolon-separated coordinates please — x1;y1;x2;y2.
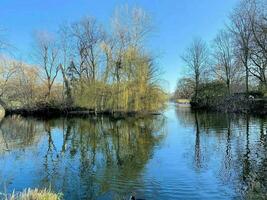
0;115;166;199
176;107;267;199
1;107;267;199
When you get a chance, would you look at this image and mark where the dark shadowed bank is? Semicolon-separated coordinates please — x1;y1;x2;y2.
191;97;267;115
189;82;267;115
172;81;267;115
5;105;162;119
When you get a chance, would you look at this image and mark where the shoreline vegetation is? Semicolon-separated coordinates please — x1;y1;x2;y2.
190;94;267;115
0;6;167;118
1;188;62;200
175;95;267;115
5;105;162;118
174;0;267;115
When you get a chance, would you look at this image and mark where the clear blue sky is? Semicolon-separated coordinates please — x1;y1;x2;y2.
0;0;239;92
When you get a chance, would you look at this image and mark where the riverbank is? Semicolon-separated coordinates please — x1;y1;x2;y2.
5;106;161;119
175;99;191;108
190;95;267;115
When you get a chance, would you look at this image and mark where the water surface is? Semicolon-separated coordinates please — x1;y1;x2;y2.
0;105;266;199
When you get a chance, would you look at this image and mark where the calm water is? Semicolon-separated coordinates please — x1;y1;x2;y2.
0;104;266;199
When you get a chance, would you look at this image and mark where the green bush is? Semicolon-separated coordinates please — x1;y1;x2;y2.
191;81;228;108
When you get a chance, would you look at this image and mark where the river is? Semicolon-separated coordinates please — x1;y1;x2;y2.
0;104;266;199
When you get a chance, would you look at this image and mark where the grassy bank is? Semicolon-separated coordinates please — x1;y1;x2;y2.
1;188;62;200
176;99;190;104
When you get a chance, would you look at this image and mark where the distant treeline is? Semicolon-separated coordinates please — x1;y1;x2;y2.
175;0;267;112
0;6;167;114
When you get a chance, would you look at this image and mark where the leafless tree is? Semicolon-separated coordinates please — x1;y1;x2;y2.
33;31;60;98
0;29;5;51
247;0;267;89
69;17;104;82
229;0;254;95
112;5;152;48
212;30;238;94
58;24;73;105
175;77;195;99
181;38;209;98
0;56;17;108
0;39;3;52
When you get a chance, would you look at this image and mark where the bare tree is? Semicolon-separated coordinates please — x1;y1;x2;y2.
33;31;60;98
58;24;73;105
112;6;152;48
229;0;254;96
175;77;195;99
0;56;17;108
0;39;3;52
181;38;209;98
69;17;106;113
212;30;237;94
14;62;40;106
249;0;267;54
69;17;104;82
249;40;267;89
0;28;5;51
248;0;267;89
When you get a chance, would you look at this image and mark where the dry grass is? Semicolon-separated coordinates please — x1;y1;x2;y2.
3;188;62;200
0;105;5;118
176;99;190;104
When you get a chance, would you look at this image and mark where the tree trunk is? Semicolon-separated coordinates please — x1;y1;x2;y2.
0;98;7;110
60;64;72;106
195;73;199;99
246;64;249;97
227;79;230;95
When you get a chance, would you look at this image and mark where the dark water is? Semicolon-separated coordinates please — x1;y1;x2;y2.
0;105;266;199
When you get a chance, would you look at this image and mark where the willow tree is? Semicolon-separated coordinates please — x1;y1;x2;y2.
40;6;167;113
108;6;164;112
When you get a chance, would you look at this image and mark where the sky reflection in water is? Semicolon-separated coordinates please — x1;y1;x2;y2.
0;105;266;199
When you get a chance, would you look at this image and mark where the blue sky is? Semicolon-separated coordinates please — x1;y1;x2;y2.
0;0;239;92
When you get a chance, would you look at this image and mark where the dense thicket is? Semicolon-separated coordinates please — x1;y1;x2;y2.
0;6;167;114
